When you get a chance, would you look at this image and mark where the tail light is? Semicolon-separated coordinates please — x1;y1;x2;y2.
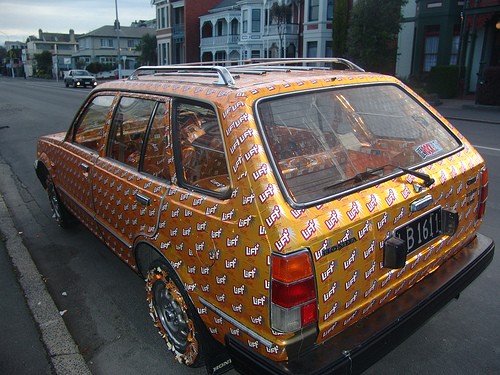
478;167;488;219
271;250;317;332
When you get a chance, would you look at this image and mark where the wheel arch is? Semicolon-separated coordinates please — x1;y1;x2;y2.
34;158;50;189
134;241;206;329
134;241;167;279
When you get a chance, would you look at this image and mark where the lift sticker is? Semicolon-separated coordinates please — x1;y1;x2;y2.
415;140;443;160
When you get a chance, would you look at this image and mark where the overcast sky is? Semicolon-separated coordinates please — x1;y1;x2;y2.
0;0;156;45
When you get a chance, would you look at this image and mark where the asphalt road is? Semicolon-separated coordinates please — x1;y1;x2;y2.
0;77;499;374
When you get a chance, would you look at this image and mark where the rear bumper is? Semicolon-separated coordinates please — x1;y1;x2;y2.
226;233;494;375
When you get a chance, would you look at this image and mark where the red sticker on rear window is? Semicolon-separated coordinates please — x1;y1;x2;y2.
415;140;443;159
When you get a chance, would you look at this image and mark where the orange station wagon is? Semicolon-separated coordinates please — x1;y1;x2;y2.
35;59;494;375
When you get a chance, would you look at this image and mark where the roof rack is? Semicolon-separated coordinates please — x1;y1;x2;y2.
128;58;364;87
129;65;237;87
232;58;365;73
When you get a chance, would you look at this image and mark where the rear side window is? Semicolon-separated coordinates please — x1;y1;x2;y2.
174;100;229;195
142;102;171;181
73;95;115;152
107;97;156;169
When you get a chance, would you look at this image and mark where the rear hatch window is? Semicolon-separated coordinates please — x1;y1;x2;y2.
256;84;461;205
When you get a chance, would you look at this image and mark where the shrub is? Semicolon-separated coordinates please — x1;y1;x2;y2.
476;67;500;106
86;62;104;74
427;65;459;99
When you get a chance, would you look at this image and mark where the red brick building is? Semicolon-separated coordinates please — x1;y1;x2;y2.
153;0;225;64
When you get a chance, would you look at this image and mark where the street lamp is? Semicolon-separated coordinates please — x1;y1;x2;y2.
115;0;122;79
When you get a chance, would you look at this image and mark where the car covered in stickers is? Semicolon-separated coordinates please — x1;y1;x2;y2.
35;59;494;375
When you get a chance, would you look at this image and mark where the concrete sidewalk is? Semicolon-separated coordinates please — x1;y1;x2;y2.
0;192;91;375
0;234;52;374
435;98;500;125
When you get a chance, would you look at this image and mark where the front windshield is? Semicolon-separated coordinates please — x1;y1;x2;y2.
256;84;461;204
75;70;91;76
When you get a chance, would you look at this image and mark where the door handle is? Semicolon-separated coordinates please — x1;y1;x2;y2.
79;163;89;172
136;192;151;206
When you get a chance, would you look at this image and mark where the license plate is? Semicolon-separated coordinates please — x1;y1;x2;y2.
395;207;442;254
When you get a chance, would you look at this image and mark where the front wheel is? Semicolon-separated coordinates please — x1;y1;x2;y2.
146;260;204;367
46;175;72;227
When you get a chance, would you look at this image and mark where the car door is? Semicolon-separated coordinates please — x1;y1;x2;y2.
55;94;116;233
91;94;171;263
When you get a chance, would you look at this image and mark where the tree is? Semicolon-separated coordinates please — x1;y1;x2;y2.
136;33;157;66
75;58;87;69
0;46;7;62
0;47;7;76
270;2;292;58
346;0;407;74
34;50;53;77
86;62;105;74
332;0;349;57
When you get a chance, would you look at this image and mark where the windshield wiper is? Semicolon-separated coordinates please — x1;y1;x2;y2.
324;164;434;191
389;164;435;187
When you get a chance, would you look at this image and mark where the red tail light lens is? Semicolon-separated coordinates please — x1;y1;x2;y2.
271;250;318;332
271;278;316;308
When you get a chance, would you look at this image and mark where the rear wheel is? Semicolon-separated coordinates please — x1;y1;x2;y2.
146;260;204;367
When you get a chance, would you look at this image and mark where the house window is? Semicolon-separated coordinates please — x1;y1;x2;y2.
216;20;224;36
307;41;318;57
100;56;117;64
231;19;239;35
309;0;319;22
327;0;334;20
251;50;260;58
325;41;333;57
252;9;261;32
161;43;168;64
243;9;248;33
79;39;88;49
159;7;166;29
423;26;440;72
100;39;114;48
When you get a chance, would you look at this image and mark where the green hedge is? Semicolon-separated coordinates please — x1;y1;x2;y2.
427;65;459;99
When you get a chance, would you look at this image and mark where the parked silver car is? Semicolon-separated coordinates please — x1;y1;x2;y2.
64;70;97;88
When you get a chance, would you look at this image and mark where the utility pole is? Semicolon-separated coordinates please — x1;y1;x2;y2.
115;0;122;79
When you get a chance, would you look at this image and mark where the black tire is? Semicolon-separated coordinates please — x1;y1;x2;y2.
65;81;69;88
145;260;205;367
46;175;72;228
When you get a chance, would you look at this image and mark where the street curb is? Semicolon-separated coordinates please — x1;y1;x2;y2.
0;169;92;374
445;116;500;125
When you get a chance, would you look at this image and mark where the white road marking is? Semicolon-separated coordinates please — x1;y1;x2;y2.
473;145;500;152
